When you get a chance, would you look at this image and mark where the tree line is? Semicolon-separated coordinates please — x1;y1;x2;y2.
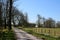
0;0;28;30
36;14;60;28
0;0;60;30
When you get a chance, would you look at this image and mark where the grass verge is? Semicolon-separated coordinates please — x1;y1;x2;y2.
22;28;60;40
0;29;16;40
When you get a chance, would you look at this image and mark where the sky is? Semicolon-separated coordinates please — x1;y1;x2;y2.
14;0;60;23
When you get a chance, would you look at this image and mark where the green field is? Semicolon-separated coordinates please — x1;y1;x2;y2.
21;28;60;40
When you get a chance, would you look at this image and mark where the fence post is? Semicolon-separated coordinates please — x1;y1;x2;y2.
54;30;56;36
48;30;50;35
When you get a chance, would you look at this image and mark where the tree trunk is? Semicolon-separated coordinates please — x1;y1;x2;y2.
8;0;12;30
0;3;2;27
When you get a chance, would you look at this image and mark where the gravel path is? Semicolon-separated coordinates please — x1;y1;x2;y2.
13;27;43;40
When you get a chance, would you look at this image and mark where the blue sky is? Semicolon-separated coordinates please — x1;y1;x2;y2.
14;0;60;23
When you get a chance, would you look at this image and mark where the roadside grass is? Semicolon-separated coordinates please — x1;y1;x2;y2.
23;28;60;37
0;29;16;40
20;27;60;40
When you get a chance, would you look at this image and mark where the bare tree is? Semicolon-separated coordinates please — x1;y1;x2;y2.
44;18;55;28
56;21;60;28
8;0;13;30
37;14;42;27
42;17;46;27
0;2;3;27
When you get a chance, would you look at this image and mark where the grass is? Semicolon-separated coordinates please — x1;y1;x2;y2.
0;29;16;40
23;28;60;37
20;27;60;40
